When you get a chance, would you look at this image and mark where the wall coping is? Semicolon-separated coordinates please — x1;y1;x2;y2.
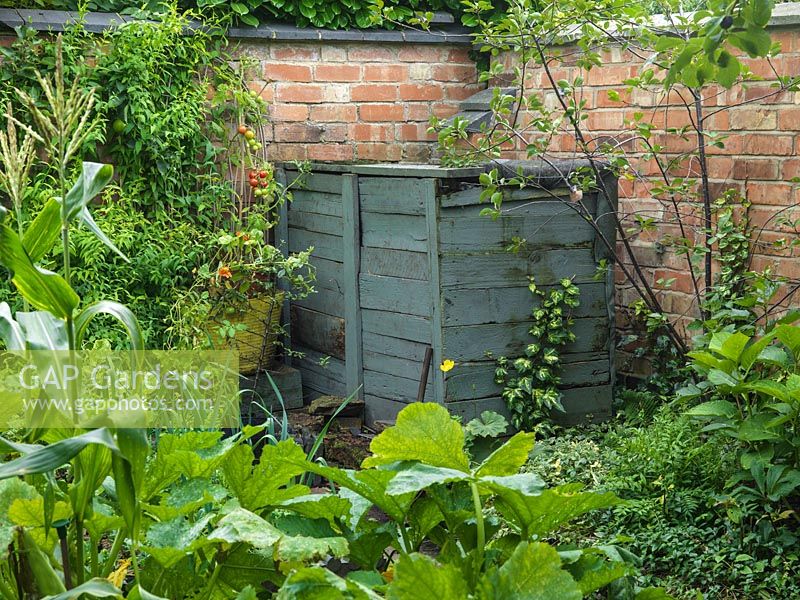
0;8;472;45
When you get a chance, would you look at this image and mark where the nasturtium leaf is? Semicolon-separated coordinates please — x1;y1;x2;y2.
362;403;469;472
475;542;581;600
387;553;468;600
476;431;536;477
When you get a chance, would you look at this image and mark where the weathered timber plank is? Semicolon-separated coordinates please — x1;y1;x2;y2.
362;332;431;362
359;274;432;317
360;309;432;344
288;211;343;237
290;306;346;360
294;346;347;396
440;248;598;289
293;288;344;318
443;358;610;402
276;168;292;366
363;369;434;402
442;317;610;362
440;185;571;208
363;349;433;382
443;282;609;326
311;257;344;294
360;248;430;281
555;385;613;425
289;190;343;218
289;229;343;262
342;174;364;400
292;172;344;195
365;395;408;426
438;211;594;252
358;177;428;215
425;177;446;405
360;213;428;252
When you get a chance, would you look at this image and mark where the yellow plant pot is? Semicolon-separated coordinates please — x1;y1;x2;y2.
209;292;285;374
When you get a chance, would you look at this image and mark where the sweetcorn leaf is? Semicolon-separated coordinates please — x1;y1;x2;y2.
476;431;536;477
362;403;469;472
387;553;468;599
475;542;581;600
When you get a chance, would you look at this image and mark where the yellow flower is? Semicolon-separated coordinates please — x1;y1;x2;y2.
440;359;455;372
107;558;130;588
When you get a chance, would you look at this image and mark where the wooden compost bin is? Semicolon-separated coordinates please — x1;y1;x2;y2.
278;161;617;426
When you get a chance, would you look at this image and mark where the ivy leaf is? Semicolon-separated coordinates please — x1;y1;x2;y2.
475;542;582;600
362;403;470;472
387;553;468;599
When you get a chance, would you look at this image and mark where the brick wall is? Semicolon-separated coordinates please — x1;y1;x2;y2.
490;16;800;360
232;40;481;163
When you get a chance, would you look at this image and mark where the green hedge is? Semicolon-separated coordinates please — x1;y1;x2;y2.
1;0;467;29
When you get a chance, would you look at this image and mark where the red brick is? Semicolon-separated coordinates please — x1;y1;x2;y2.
248;82;273;102
446;48;472;63
276;84;324;103
652;269;697;295
309;104;358;122
730;108;777;130
271;46;319;61
274;123;323;143
782;159;800;180
404;143;433;162
322;124;348;142
264;64;312;82
307;144;355;161
444;85;482;101
360;104;404;122
364;65;409;81
0;37;14;48
731;159;779;181
348;46;396;62
268;143;307;161
746;182;796;205
587;110;624;131
777;107;800;131
432;64;477;82
351;85;397;102
741;134;794;156
350;123;393;142
595;88;631;107
315;64;361;82
357;143;403;161
398;123;435;142
269;104;309;121
400;84;443;101
399;47;442;62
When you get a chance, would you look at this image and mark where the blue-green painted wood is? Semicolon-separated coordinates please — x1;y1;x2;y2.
443;281;609;327
425;177;446;406
359;274;432;317
442;317;609;362
311;257;344;294
291;172;344;195
439;248;599;289
343;174;364;400
293;346;347;397
361;309;432;344
440;185;563;208
359;177;428;215
361;213;428;252
291;305;345;360
288;210;343;237
438;210;594;252
443;357;610;402
277;168;292;366
294;287;344;317
363;349;435;382
364;369;434;402
289;229;343;262
289;190;343;217
362;331;431;362
361;248;429;280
